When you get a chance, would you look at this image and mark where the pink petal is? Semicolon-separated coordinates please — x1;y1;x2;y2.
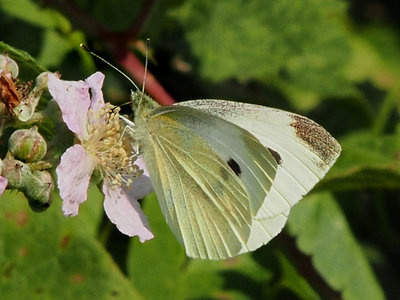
0;176;7;195
85;72;105;112
48;73;90;139
56;144;96;216
103;183;154;242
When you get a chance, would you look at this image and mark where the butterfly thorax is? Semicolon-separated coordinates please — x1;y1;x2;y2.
131;91;160;120
130;92;161;151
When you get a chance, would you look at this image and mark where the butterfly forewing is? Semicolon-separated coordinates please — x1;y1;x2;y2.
177;100;340;206
130;95;340;259
140;111;257;259
176;100;341;252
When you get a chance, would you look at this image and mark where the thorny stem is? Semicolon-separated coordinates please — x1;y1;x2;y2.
115;50;175;105
43;0;175;105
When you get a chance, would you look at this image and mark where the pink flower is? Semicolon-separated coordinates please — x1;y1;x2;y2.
0;159;8;196
48;72;153;242
0;176;7;195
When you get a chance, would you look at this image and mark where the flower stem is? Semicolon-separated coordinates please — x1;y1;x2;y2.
372;86;399;135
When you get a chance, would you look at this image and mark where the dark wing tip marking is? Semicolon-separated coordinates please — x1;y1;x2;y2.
291;115;341;165
268;147;282;165
227;158;241;176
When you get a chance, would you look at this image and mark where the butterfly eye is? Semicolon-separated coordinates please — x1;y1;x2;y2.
227;158;241;176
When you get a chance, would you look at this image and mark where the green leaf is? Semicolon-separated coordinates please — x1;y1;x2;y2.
0;41;47;77
277;253;320;300
0;189;143;299
36;30;84;68
127;193;275;300
0;0;70;32
127;193;186;300
183;254;273;299
348;25;400;88
91;0;142;32
287;192;385;300
320;132;400;190
182;260;236;299
170;0;353;109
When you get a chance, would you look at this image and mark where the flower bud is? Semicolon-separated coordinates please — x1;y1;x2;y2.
8;126;47;163
0;159;8;195
0;54;19;78
22;170;54;212
1;154;31;189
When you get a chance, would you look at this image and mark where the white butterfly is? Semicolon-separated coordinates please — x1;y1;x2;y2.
124;93;341;260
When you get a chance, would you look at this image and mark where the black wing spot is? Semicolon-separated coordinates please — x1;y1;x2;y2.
268;148;282;165
227;158;241;176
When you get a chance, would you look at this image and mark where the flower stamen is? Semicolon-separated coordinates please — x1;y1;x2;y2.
85;103;140;188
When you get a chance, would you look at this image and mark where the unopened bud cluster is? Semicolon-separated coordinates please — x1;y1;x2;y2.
9;127;47;162
0;54;54;211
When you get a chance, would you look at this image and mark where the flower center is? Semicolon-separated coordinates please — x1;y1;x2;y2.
85;103;142;187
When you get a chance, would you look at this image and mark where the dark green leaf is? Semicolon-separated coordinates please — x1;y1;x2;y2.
288;192;385;300
0;41;47;77
0;0;70;31
170;0;353;109
320;132;400;190
277;253;320;300
127;193;186;299
0;189;142;299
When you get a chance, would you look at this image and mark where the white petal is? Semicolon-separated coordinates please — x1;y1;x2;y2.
0;176;7;195
103;183;154;242
48;73;90;140
129;157;153;199
136;156;149;176
56;144;96;216
85;72;105;112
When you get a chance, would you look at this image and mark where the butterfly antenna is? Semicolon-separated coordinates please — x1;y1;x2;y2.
80;43;141;92
142;38;150;96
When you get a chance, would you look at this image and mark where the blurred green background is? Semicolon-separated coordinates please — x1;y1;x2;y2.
1;0;399;299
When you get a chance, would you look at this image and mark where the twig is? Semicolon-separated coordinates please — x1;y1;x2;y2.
43;0;176;105
124;0;157;39
115;49;175;105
